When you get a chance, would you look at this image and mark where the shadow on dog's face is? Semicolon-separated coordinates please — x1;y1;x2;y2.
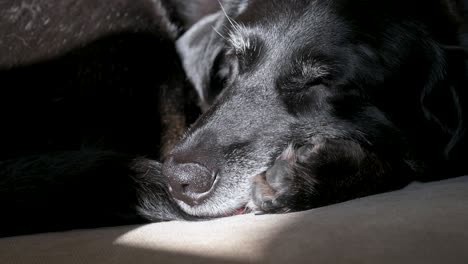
163;0;464;217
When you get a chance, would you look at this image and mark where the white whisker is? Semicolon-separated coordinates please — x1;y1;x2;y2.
217;0;252;53
218;0;237;29
211;25;228;41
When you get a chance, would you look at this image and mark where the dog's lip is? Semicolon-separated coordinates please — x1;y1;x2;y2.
217;204;250;218
172;170;261;217
229;206;251;216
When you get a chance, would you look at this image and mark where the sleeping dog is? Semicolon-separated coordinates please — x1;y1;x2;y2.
1;0;466;236
165;0;468;216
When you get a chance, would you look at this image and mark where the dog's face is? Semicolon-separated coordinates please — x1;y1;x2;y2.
164;0;462;217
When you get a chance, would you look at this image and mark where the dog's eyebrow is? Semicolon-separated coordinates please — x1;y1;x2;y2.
300;62;331;78
219;3;253;54
227;26;255;54
292;50;337;79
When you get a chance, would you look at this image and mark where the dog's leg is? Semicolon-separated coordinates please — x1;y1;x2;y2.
0;151;188;237
251;139;413;213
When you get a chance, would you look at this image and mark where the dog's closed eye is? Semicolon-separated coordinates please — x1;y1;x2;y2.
226;32;264;74
278;61;332;93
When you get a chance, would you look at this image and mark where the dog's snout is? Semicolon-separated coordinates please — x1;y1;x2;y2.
164;158;217;206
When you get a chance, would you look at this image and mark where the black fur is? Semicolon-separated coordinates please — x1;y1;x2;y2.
167;0;468;216
0;151;188;237
2;0;467;237
0;0;208;237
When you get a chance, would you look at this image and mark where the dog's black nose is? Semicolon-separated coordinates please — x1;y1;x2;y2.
163;158;217;206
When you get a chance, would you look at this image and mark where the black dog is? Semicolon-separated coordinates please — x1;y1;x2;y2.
0;0;223;237
1;0;467;237
165;0;468;217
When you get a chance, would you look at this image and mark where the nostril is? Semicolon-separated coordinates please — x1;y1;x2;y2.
181;183;190;193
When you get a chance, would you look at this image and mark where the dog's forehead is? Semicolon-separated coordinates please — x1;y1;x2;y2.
230;1;347;51
223;4;348;75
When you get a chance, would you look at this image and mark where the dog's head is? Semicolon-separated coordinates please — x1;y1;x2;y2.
163;0;466;217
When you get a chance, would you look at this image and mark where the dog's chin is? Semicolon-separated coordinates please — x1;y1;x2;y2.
175;198;251;218
173;182;253;218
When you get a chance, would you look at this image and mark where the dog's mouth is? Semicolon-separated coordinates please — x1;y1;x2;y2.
224;206;251;217
169;167;267;218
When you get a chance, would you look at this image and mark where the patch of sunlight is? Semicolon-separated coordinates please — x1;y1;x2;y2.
113;213;293;262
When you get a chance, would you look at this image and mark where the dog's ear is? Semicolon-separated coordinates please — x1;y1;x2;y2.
176;0;250;111
164;0;221;29
176;12;225;111
219;0;251;16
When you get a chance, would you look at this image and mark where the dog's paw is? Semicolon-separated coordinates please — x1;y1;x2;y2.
251;144;316;214
250;138;397;215
251;160;295;213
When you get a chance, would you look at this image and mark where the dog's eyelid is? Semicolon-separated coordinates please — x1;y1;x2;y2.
305;77;328;88
279;62;332;91
224;47;238;57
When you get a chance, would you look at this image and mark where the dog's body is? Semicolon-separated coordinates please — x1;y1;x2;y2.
0;0;220;237
166;0;468;216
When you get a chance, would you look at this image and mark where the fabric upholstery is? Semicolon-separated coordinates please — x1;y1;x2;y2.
1;176;468;264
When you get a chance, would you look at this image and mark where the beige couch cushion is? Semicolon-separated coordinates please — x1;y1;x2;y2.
1;176;468;264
